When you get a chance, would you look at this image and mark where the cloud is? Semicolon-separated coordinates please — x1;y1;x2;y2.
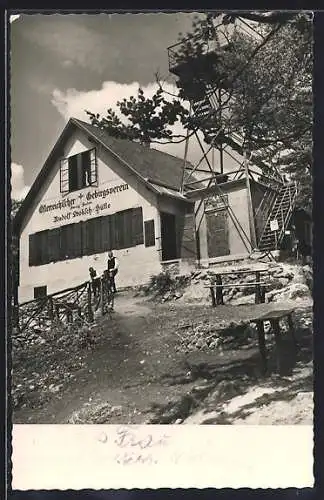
51;81;180;120
10;14;21;23
52;81;204;165
11;162;30;200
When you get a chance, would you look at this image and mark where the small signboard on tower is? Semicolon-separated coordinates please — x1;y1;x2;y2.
270;219;279;232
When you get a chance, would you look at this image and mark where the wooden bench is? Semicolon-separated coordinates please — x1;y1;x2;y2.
207;268;269;306
250;307;298;374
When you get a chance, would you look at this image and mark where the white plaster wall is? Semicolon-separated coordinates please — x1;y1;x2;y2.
19;128;165;302
227;185;252;254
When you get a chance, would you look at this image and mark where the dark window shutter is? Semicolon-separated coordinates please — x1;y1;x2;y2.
48;228;61;262
63;223;77;259
101;215;111;253
81;221;89;256
132;207;144;246
93;217;103;253
144;220;155;247
89;149;98;186
29;234;38;266
72;222;83;258
81;150;91;187
59;225;69;260
109;214;116;251
60;158;69;194
114;212;124;250
68;155;78;192
123;210;133;249
88;219;95;255
82;219;94;255
29;231;49;266
76;153;84;190
39;230;49;264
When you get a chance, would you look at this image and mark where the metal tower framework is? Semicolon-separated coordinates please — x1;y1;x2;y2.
167;13;292;255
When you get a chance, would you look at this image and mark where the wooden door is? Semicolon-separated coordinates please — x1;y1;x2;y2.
161;212;177;261
176;212;197;260
206;209;230;258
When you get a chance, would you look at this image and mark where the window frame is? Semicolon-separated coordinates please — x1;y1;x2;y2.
60;148;98;194
34;285;47;299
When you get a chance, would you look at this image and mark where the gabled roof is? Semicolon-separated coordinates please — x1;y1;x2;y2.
74;119;192;191
13;117;195;234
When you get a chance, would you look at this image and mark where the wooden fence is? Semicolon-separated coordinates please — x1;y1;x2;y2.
13;277;114;337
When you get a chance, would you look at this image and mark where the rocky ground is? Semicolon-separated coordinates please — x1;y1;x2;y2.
12;260;313;425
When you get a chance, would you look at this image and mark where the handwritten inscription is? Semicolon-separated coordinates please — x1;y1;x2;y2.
115;451;157;466
98;427;170;466
114;427;169;449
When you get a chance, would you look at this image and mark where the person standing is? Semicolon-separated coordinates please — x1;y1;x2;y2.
107;250;118;293
89;267;100;297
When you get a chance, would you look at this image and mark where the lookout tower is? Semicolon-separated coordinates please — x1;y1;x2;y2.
166;14;298;255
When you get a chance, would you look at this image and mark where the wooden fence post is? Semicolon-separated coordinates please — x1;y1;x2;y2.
256;320;267;374
87;283;93;322
100;278;104;316
255;271;261;304
13;304;20;330
48;296;54;320
215;274;224;305
272;319;283;374
287;313;298;350
66;309;73;323
210;286;216;307
55;304;60;320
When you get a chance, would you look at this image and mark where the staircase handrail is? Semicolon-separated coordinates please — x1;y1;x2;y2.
257;182;298;249
254;187;278;242
257;182;294;245
277;182;299;242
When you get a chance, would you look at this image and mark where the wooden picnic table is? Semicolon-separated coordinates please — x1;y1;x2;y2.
208;267;270;307
249;307;298;374
213;267;268;276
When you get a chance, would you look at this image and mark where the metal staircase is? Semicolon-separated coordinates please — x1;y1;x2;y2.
257;182;298;251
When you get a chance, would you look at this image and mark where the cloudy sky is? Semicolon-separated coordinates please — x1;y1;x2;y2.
10;12;207;199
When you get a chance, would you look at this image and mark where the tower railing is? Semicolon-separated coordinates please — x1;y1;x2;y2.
167;32;230;74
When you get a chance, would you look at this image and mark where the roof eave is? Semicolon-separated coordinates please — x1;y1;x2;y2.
13;118;77;234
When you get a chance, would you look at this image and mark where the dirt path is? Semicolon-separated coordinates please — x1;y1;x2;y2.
14;293;194;423
13;291;313;425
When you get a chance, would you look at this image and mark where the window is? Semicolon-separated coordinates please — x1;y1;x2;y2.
115;209;134;249
28;207;144;266
60;148;97;194
29;230;49;266
111;208;144;250
144;220;155;247
34;286;47;299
